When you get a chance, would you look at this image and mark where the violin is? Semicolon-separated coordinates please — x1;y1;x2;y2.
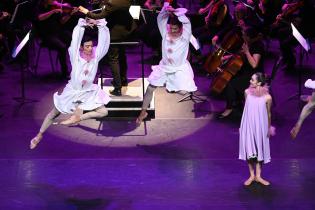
272;0;304;26
49;0;77;14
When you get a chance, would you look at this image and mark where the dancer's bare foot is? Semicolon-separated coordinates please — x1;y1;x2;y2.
255;176;270;186
290;125;300;139
30;133;43;149
136;111;148;125
244;176;255;186
60;115;81;126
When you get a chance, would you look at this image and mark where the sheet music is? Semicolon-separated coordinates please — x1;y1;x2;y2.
129;5;141;20
12;31;30;58
291;23;311;52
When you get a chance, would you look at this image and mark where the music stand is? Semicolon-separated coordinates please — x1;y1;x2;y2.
178;91;208;103
10;1;37;105
287;23;311;101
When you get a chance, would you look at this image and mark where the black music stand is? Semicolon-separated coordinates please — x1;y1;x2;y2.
10;1;37;105
287;23;311;102
178;91;208;103
12;30;38;105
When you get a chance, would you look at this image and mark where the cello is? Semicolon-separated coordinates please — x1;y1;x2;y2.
209;29;263;95
203;27;243;74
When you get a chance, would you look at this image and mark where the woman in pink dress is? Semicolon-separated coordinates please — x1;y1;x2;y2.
239;72;273;186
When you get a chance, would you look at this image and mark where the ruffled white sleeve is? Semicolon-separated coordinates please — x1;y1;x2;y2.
157;2;170;37
68;18;86;64
174;8;191;41
95;18;110;61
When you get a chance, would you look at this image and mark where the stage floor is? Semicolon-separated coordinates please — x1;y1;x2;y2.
1;39;315;209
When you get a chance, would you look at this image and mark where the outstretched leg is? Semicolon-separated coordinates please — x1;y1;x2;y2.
80;106;108;120
136;84;156;125
30;107;61;149
291;91;315;139
60;106;108;125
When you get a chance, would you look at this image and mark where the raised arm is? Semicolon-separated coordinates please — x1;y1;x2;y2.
68;18;86;64
157;2;170;36
95;19;110;61
174;8;191;41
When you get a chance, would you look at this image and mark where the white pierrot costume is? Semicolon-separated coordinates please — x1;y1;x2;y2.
148;2;197;92
54;18;111;114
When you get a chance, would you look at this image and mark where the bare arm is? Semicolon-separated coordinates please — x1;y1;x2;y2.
38;9;62;21
266;94;272;129
198;0;214;15
242;42;261;69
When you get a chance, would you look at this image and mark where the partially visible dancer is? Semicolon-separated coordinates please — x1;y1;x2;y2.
239;73;274;186
290;79;315;139
30;18;110;149
136;1;197;124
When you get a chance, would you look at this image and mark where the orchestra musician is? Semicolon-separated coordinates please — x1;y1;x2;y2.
219;25;265;118
35;0;79;78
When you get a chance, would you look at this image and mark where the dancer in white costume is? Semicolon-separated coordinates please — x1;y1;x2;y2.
136;1;197;124
30;18;110;149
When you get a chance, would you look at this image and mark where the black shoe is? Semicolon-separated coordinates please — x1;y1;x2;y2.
122;80;128;86
110;88;122;96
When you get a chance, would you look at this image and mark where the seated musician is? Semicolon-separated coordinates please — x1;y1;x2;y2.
270;0;314;72
35;0;79;78
219;26;265;118
192;0;232;63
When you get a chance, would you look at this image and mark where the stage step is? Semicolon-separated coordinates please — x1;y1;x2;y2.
98;77;155;118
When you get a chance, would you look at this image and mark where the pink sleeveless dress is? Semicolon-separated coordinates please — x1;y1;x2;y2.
239;89;271;164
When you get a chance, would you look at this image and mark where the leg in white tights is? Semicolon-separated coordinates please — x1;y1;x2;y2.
80;106;108;120
30;107;61;149
136;84;157;124
60;106;108;125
